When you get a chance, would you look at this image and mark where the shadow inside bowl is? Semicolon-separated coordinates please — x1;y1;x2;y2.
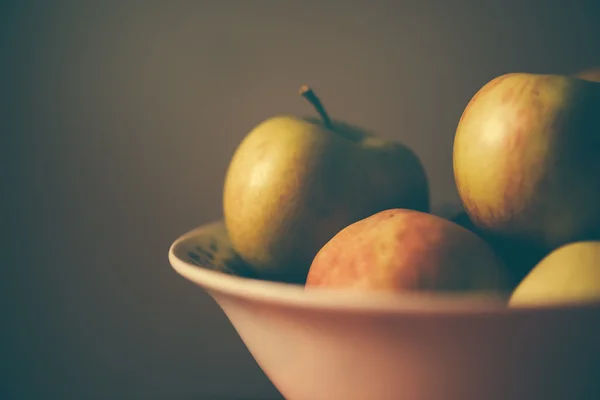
179;221;261;280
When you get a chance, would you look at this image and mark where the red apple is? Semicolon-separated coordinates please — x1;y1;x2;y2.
306;209;510;293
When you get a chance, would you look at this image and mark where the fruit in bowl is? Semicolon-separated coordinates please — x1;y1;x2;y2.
453;72;600;285
169;77;600;400
306;209;510;293
223;86;429;283
169;221;600;400
453;72;600;254
510;241;600;306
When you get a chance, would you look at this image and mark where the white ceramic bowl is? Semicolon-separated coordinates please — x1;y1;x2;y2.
169;221;600;400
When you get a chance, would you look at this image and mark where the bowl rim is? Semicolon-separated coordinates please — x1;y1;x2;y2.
168;222;600;316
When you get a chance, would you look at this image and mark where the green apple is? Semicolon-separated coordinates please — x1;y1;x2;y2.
306;209;510;293
223;86;429;283
453;73;600;254
509;241;600;306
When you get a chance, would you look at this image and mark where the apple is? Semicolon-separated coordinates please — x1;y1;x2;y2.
306;209;510;293
223;86;429;283
453;73;600;255
509;241;600;307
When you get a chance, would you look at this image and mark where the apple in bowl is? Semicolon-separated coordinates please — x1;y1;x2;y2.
169;79;600;400
169;220;600;400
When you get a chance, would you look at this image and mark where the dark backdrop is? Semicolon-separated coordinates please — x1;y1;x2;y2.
4;1;600;399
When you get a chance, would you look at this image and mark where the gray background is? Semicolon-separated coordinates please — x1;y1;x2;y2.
4;1;600;399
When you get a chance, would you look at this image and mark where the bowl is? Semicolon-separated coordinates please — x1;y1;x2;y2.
168;221;600;400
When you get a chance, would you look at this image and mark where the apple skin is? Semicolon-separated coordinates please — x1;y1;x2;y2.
453;73;600;254
509;241;600;307
223;116;429;283
306;209;510;293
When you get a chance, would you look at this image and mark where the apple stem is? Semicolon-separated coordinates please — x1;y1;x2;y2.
299;85;333;129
